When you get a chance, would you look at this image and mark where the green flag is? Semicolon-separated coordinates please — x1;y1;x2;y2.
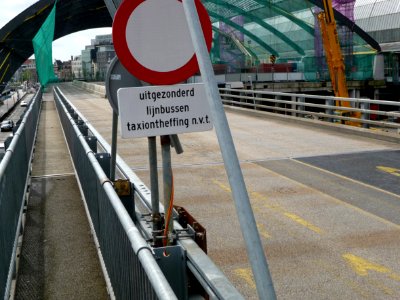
32;1;58;87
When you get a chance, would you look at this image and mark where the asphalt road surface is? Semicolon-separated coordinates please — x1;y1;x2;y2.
57;82;400;300
0;91;33;142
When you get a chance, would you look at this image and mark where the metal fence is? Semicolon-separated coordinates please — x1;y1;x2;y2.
54;86;243;299
219;88;400;130
53;87;177;299
0;89;42;300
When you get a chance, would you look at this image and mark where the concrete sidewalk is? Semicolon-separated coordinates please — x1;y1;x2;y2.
15;92;108;299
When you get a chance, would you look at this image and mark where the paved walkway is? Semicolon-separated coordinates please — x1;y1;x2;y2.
14;91;108;299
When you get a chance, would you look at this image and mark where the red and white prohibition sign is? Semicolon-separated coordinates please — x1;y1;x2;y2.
112;0;212;85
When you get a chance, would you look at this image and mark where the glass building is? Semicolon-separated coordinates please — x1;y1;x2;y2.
203;0;386;82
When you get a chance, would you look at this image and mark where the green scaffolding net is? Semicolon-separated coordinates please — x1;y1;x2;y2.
32;1;58;87
204;0;378;81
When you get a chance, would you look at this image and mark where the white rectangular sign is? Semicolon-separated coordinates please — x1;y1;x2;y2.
117;83;213;138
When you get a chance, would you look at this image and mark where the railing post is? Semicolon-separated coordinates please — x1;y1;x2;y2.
291;96;296;116
326;98;334;122
274;95;281;114
247;75;256;110
361;101;370;129
297;97;305;117
221;88;232;107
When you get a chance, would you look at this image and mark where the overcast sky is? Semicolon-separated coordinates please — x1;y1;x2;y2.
0;0;111;61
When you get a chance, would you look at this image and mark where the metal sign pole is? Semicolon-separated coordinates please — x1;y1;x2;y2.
182;1;276;299
110;111;118;181
104;1;118;181
103;0;117;17
161;135;173;242
148;136;161;245
105;56;143;181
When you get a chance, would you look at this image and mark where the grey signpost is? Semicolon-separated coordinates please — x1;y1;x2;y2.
107;0;275;298
183;0;277;299
105;57;143;181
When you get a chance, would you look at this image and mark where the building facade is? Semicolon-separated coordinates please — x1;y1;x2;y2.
96;45;116;81
71;55;83;80
15;59;38;83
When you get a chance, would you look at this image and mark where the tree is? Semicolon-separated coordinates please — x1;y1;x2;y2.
21;69;31;82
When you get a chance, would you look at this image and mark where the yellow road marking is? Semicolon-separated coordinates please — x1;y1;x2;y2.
343;253;400;282
250;191;285;212
294;159;400;200
213;179;231;193
377;166;400;177
389;273;400;281
367;278;394;296
264;160;400;230
234;268;256;289
283;212;323;234
214;180;270;237
213;180;323;234
256;223;271;240
313;259;370;298
343;253;390;276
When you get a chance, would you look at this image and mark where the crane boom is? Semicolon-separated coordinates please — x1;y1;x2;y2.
317;0;361;122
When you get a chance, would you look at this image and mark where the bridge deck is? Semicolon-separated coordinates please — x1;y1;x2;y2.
18;82;400;299
15;91;108;299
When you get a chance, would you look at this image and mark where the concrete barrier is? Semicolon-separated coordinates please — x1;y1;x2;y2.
225;105;400;144
72;80;106;98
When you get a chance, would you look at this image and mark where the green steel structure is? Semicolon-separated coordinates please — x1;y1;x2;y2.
205;0;380;81
0;0;382;94
0;0;111;94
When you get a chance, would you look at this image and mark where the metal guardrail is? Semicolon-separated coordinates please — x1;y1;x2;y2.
53;87;177;299
0;89;42;300
54;86;243;299
219;88;400;130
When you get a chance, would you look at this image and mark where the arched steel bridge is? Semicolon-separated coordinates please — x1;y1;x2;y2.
0;0;380;94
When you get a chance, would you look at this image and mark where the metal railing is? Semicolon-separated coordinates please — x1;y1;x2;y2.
219;88;400;130
54;86;243;299
0;89;42;300
53;87;177;299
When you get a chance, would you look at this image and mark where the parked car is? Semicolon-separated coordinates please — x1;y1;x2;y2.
0;120;14;132
20;100;28;107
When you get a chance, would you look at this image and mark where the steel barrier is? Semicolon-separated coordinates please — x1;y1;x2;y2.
54;86;243;299
219;88;400;130
53;87;177;299
0;89;42;300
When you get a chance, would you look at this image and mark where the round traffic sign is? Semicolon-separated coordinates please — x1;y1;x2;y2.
105;57;143;114
112;0;212;85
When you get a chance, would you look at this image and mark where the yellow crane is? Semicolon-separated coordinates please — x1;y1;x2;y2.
317;0;361;123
